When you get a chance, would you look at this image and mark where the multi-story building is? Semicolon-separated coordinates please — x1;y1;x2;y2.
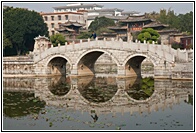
52;3;140;27
40;11;87;36
53;3;103;12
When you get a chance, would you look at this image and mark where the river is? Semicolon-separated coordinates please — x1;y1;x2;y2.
3;75;193;131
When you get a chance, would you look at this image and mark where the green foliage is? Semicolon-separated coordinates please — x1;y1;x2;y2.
77;32;92;39
88;16;115;33
3;7;48;56
78;17;115;38
171;43;184;49
96;27;114;36
177;11;193;34
137;28;160;43
145;9;193;34
147;9;193;34
3;33;12;49
141;77;154;96
50;34;66;46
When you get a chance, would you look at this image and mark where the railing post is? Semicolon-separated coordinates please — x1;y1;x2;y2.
80;39;82;49
103;38;106;47
147;41;149;51
72;41;75;49
138;41;140;50
185;49;188;62
95;37;98;47
65;42;67;51
169;44;171;53
58;43;60;52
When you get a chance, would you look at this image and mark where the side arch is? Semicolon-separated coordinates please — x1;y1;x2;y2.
44;54;73;75
45;54;72;67
122;53;157;67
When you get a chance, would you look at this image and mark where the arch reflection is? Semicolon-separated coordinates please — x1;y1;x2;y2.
125;77;154;100
48;76;71;96
77;76;118;103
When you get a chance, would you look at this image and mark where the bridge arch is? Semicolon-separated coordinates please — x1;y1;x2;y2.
45;54;72;75
122;53;156;77
123;53;157;67
75;49;120;75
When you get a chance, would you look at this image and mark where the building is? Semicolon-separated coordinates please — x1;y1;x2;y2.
106;15;153;41
169;33;187;44
52;3;141;28
55;21;84;39
180;35;193;48
53;3;103;12
40;11;87;36
157;29;180;45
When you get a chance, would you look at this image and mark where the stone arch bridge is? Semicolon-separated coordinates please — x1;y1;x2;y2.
3;38;193;79
32;38;191;78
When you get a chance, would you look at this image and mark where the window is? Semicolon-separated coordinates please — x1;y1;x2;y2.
44;16;48;21
65;15;68;20
51;16;54;21
58;15;61;20
52;31;55;35
51;23;54;28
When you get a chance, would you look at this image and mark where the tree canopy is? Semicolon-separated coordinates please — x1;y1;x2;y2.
88;16;115;34
3;7;48;56
50;34;67;46
137;28;160;44
146;9;193;34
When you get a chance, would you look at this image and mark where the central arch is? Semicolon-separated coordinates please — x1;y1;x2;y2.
75;49;120;76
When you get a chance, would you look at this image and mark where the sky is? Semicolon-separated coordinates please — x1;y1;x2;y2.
3;1;194;15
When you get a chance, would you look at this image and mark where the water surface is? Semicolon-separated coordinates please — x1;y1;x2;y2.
3;76;193;131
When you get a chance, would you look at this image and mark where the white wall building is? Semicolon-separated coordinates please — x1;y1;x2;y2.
40;11;87;36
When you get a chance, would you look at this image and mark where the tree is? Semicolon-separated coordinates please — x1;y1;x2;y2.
50;34;67;46
88;16;115;34
3;7;48;56
177;11;193;34
137;28;160;44
77;32;92;39
3;33;12;49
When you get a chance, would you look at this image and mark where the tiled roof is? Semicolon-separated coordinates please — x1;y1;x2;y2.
60;21;84;27
143;21;169;28
180;35;193;39
108;26;127;30
55;27;75;32
120;18;152;23
121;11;140;15
88;8;124;12
87;15;127;20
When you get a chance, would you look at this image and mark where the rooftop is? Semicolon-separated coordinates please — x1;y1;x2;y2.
60;21;84;27
143;21;169;28
88;8;124;12
40;12;83;15
88;15;127;20
53;3;103;10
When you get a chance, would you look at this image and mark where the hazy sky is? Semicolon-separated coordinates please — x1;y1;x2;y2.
3;1;193;15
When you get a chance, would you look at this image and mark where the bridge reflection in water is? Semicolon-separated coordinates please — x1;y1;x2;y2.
3;76;192;117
